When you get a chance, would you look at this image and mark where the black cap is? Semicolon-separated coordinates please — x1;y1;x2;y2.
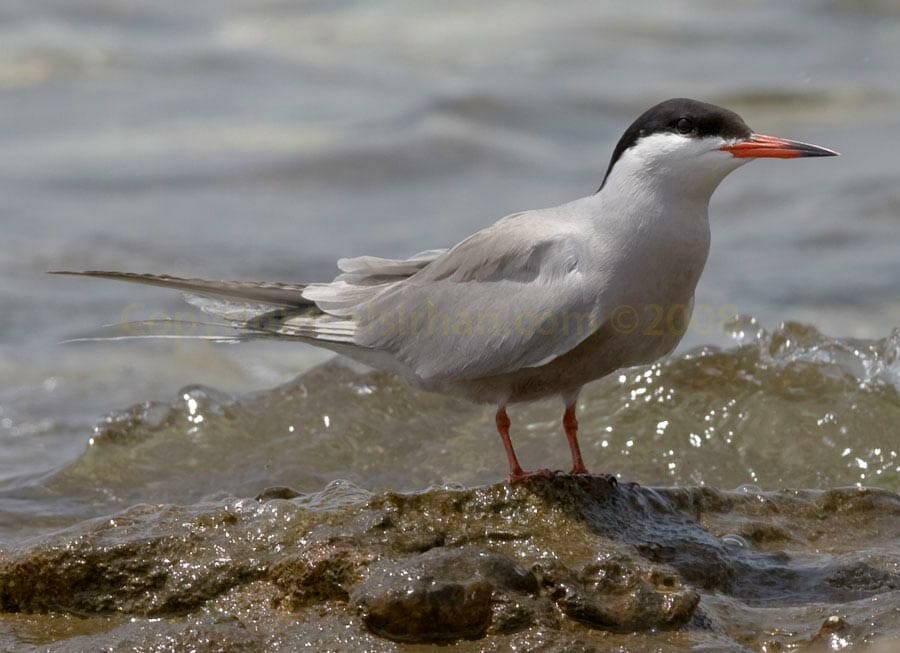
598;98;752;190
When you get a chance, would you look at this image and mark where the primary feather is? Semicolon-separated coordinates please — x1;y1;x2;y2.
50;271;311;307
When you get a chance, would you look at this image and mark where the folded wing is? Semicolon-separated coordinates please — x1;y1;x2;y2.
349;213;604;383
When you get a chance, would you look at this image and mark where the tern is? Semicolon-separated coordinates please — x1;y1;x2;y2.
54;98;838;483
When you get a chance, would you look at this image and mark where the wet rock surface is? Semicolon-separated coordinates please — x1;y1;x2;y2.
0;477;898;651
351;548;500;642
534;556;699;631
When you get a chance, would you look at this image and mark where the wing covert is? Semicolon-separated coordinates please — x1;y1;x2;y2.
354;213;605;382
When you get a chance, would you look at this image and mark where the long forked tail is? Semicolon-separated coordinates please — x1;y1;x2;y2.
50;270;311;307
49;270;358;344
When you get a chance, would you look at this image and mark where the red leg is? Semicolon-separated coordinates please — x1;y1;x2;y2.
496;408;553;483
496;408;526;482
564;403;590;475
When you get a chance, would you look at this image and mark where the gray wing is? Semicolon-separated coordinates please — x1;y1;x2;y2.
350;213;605;383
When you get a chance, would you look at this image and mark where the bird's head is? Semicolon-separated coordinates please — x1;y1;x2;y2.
598;98;838;198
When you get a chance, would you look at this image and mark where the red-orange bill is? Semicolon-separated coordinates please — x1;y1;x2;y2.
720;134;839;159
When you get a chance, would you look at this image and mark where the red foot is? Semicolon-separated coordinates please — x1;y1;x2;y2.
509;468;556;484
569;462;591;476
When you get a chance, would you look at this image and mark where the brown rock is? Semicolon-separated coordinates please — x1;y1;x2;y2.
534;555;699;631
351;546;537;642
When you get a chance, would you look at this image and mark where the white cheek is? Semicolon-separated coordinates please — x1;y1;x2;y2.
625;132;695;168
607;132;746;198
618;133;709;179
698;148;750;172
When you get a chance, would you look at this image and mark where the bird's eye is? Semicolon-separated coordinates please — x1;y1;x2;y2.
676;118;694;134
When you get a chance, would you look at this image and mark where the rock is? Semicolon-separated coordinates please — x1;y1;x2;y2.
0;504;265;616
534;555;699;631
271;542;374;608
808;615;853;650
255;486;302;501
0;478;897;651
350;546;538;642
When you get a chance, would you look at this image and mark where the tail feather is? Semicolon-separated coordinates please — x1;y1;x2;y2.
246;307;357;343
50;270;312;308
52;271;359;345
60;319;270;344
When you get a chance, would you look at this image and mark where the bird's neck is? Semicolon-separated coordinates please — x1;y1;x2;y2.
594;168;715;234
585;168;714;305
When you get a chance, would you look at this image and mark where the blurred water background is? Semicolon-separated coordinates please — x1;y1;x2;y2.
0;0;899;544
